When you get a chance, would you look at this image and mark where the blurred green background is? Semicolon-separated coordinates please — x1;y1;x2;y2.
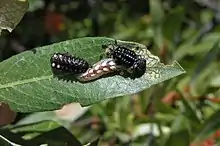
1;0;220;146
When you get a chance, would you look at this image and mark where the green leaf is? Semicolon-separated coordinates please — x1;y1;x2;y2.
30;127;83;146
193;109;220;143
162;129;190;146
155;101;178;115
0;0;28;34
84;138;100;146
0;37;185;112
161;115;190;146
11;121;61;141
163;6;185;42
14;105;89;129
0;129;34;146
150;0;164;25
12;123;82;146
12;121;60;134
210;75;220;87
174;33;220;61
180;97;201;124
150;0;164;48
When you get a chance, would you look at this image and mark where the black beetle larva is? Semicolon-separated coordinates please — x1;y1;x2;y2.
102;40;146;77
50;52;90;74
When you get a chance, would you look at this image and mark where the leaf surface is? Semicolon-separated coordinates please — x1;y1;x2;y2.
0;37;185;112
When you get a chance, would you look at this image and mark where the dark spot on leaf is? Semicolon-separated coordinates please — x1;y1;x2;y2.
135;46;140;51
31;48;37;54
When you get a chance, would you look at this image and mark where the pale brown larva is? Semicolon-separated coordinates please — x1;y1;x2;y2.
77;58;119;81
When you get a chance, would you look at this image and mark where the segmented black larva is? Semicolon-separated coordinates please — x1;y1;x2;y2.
50;52;90;74
77;58;119;81
128;56;146;77
103;40;146;77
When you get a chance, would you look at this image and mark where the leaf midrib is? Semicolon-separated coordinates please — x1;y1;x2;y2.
0;75;53;89
0;52;105;90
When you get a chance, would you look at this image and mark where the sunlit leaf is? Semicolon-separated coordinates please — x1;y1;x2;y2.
0;37;185;112
193;110;220;143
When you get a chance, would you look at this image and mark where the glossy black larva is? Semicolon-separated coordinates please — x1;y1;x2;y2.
128;56;146;77
109;46;138;68
103;40;147;77
50;52;90;74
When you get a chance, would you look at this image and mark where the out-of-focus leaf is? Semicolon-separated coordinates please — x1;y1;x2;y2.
163;7;185;43
191;39;220;84
154;113;177;123
28;0;44;12
11;121;60;140
14;112;71;129
170;115;189;133
215;89;220;97
150;0;164;48
193;109;220;143
132;123;170;138
0;0;28;34
174;33;220;61
0;37;185;112
195;0;220;11
150;0;164;25
30;127;82;146
115;132;131;143
84;138;100;146
155;101;178;115
180;97;201;124
15;104;89;129
162;129;190;146
190;63;219;96
0;129;34;146
210;75;220;87
161;115;190;146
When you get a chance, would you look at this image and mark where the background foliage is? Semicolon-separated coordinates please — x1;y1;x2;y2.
0;0;220;146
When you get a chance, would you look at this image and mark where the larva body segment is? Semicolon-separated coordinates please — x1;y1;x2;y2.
103;40;147;77
109;46;138;68
128;56;146;77
50;52;90;74
77;58;119;81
